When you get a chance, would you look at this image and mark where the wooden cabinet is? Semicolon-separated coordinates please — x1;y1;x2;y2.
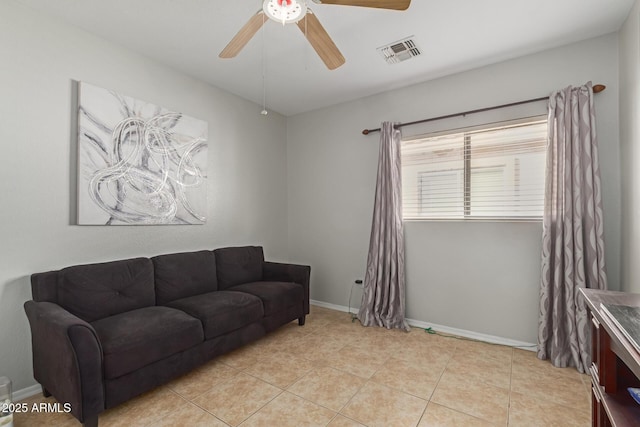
580;289;640;426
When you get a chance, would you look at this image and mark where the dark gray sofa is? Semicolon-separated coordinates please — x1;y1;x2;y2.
23;246;310;427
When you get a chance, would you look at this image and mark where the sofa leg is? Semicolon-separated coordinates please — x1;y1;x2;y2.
83;415;98;427
298;316;305;326
42;387;51;398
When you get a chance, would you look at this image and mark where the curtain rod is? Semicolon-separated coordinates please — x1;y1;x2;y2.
361;84;606;135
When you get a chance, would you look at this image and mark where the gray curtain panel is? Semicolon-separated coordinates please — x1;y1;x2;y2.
358;122;410;331
537;82;608;373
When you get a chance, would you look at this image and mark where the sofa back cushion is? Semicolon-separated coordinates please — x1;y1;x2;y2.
57;258;155;322
214;246;264;290
152;250;218;305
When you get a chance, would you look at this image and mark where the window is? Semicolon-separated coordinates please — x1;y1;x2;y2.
401;117;547;220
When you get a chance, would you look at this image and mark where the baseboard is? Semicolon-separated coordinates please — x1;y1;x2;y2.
312;299;360;314
13;383;41;402
310;299;537;351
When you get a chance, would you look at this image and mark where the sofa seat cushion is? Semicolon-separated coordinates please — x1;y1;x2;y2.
91;306;204;379
227;282;303;315
166;291;264;340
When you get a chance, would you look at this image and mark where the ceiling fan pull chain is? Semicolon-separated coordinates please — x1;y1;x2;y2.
261;11;268;115
304;13;308;71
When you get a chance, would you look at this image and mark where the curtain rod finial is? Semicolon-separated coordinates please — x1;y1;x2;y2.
362;129;370;135
593;84;606;93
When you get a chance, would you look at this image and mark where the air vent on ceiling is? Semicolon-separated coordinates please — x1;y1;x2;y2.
377;36;421;65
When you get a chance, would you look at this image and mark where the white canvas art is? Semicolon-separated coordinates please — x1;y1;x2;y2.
77;82;208;225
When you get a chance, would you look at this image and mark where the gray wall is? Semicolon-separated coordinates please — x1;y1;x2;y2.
287;34;621;344
0;1;288;392
620;0;640;293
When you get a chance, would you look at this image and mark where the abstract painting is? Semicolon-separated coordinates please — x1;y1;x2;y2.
77;82;208;225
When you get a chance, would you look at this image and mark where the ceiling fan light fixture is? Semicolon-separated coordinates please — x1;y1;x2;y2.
263;0;307;25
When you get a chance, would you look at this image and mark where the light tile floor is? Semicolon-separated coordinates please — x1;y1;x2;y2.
14;305;592;426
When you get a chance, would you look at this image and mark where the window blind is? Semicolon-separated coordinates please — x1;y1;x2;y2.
401;117;548;220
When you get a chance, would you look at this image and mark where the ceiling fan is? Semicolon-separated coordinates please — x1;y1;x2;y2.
219;0;411;70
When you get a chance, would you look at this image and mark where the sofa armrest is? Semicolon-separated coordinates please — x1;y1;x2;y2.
24;301;105;423
263;262;311;314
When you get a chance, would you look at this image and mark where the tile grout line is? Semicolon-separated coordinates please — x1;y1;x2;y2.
288;319;374;426
238;381;286;427
241;321;355;425
185;375;237;425
138;389;202;427
183;388;234;427
311;321;373;424
509;356;595;414
421;344;514;425
168;364;242;403
185;372;284;427
235;386;286;427
415;343;454;426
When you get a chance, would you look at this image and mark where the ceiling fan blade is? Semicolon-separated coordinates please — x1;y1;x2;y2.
311;0;411;10
296;12;345;70
219;11;265;58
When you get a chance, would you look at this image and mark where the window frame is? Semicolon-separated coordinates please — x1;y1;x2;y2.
401;116;548;223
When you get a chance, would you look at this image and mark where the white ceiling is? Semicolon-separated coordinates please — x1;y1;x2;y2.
16;0;635;116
